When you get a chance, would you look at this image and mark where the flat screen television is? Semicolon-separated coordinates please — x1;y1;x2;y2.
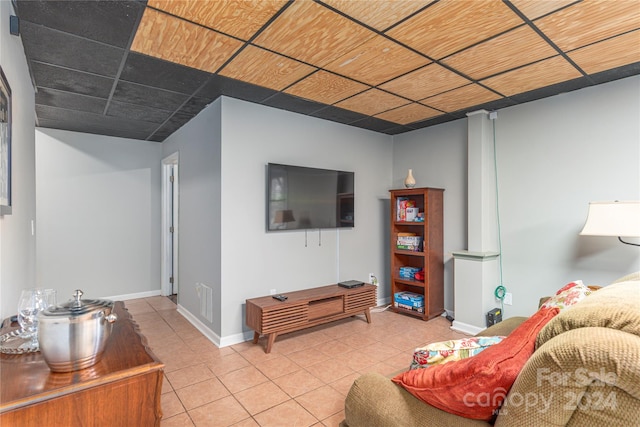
267;163;354;231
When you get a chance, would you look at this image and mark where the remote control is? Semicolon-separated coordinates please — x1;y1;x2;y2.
272;294;288;301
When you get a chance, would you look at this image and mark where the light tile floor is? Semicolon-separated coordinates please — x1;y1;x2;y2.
125;296;471;427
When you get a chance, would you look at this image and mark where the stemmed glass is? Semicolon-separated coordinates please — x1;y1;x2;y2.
17;288;57;348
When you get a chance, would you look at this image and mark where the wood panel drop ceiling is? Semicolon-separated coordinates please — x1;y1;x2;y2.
15;0;640;141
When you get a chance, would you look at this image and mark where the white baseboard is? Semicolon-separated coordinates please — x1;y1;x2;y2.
175;305;255;348
451;320;485;335
104;289;162;301
177;304;223;347
220;331;254;347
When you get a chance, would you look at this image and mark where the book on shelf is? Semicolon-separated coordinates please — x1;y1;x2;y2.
396;244;422;251
394;302;425;313
396;197;416;222
396;234;423;251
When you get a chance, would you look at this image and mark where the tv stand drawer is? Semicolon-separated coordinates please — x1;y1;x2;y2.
308;296;343;320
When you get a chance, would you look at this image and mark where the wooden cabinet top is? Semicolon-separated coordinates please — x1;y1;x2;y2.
389;187;445;194
246;284;377;309
0;301;163;413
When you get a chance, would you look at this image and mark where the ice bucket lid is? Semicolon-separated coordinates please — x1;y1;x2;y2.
39;289;114;318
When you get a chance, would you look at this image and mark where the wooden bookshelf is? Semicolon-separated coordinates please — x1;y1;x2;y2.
389;187;444;320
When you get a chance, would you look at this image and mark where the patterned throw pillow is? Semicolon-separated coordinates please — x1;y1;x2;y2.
410;336;505;369
540;280;592;310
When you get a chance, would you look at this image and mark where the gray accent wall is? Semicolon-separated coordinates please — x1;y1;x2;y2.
162;96;393;343
161;98;224;335
394;75;640;318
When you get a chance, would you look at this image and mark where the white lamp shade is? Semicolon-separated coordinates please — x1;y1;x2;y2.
580;201;640;237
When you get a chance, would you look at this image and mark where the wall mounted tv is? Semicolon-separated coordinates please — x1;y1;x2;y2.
267;163;354;231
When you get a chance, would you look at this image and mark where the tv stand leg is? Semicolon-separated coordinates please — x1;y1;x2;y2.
252;331;259;344
364;308;372;324
265;333;277;354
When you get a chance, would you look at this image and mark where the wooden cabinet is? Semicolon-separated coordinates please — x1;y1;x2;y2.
246;284;377;353
389;187;444;320
0;302;164;426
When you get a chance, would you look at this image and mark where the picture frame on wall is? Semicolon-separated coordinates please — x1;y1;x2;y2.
0;67;11;215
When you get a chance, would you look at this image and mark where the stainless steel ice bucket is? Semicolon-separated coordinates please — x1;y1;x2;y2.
37;289;117;372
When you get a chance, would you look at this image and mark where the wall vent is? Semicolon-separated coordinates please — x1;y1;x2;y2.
196;282;213;322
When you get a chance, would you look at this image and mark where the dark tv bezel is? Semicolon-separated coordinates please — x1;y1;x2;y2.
266;163;354;232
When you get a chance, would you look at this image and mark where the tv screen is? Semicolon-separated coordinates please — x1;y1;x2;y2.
267;163;354;231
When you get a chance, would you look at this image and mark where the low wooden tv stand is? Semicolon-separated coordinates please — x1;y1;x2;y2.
246;284;377;353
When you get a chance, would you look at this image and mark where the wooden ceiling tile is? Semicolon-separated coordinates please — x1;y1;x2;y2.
284;71;369;105
535;1;640;52
147;0;287;41
421;84;501;113
131;8;243;73
219;45;316;91
379;63;470;100
386;0;523;59
323;36;431;86
509;0;577;20
443;26;558;80
375;102;441;125
253;0;376;68
335;89;409;116
569;30;640;75
481;56;582;96
321;0;434;31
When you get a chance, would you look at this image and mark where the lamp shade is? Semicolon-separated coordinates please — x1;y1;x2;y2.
579;201;640;237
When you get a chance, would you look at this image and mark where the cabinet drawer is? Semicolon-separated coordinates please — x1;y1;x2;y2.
307;296;343;320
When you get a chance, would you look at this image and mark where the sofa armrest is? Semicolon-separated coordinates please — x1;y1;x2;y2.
495;327;640;427
475;316;527;337
341;372;491;427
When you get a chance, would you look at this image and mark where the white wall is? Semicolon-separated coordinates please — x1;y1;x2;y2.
0;1;37;319
392;120;468;313
35;129;163;301
393;75;640;318
220;97;393;340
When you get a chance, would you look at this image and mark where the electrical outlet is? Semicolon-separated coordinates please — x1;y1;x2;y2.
368;273;378;285
504;292;513;305
269;289;276;295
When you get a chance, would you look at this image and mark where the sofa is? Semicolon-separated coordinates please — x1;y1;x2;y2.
341;275;640;426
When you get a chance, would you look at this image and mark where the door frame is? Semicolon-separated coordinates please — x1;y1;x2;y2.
161;152;179;297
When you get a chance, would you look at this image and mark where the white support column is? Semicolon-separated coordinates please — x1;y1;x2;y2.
451;110;501;333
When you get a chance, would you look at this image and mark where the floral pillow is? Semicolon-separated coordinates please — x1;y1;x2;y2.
540;280;592;310
410;336;505;369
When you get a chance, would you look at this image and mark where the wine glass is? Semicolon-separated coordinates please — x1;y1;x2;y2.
17;288;56;346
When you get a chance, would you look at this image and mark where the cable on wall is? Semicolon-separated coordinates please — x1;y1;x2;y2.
494;284;506;314
492;113;507;308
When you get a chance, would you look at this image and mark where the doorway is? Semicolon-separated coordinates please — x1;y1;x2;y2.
162;152;179;300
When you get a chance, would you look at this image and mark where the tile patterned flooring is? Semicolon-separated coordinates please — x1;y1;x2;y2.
126;296;470;427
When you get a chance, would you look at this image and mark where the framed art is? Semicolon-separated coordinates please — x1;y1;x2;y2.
0;67;11;215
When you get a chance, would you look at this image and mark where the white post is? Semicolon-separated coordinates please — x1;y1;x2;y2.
451;111;501;334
